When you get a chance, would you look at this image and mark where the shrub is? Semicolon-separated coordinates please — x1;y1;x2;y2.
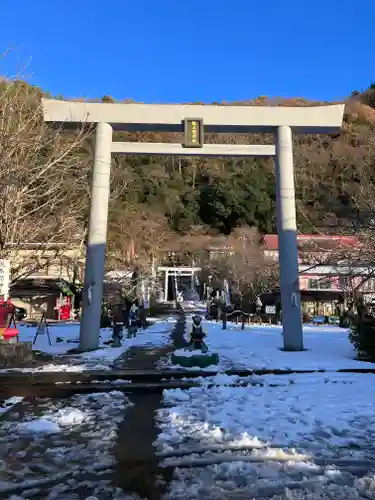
302;312;311;323
348;314;375;361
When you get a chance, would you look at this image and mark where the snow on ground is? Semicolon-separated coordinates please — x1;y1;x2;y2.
181;301;208;313
0;391;134;499
0;396;24;416
19;322;82;356
6;317;176;373
161;317;375;371
156;372;375;499
172;348;216;358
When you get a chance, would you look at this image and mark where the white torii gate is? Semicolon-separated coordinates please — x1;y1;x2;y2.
42;99;344;352
158;266;201;302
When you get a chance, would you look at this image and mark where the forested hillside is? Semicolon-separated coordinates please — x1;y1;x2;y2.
1;79;375;274
104;85;375;257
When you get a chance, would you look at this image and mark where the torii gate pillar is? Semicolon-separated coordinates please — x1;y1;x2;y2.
80;122;112;350
275;126;303;351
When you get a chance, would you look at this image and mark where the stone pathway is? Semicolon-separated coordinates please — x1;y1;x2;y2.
112;311;186;499
113;311;186;371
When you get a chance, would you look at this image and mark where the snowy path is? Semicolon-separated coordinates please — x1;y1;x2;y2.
155;373;375;499
0;391;139;499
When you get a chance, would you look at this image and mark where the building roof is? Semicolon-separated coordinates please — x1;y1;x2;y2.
262;234;360;252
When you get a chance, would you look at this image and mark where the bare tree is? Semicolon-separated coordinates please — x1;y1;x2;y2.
166;226;214;266
291;106;375;311
105;202;175;303
0;79;91;283
203;227;279;306
107;203;172;271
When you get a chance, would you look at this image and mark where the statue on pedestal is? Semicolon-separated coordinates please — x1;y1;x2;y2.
187;315;208;352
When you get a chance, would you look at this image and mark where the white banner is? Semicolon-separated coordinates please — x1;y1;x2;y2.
0;260;10;299
141;279;150;309
223;279;231;306
265;305;276;315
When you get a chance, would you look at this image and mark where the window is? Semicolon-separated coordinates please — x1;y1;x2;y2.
362;279;375;291
339;276;352;290
319;279;332;290
309;279;319;290
308;278;332;290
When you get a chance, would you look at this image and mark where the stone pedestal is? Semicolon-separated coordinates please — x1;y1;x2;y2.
0;341;33;367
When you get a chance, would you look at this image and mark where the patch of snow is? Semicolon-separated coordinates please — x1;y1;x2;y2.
18;322;81;355
0;391;132;498
204;373;239;386
87;379;133;385
157;372;375;499
173;348;215;358
17;419;61;434
162;317;375;371
111;378;132;384
0;397;24;415
18;316;175;355
17;406;93;435
3;318;176;373
181;301;208;313
56;408;87;427
158;372;375;452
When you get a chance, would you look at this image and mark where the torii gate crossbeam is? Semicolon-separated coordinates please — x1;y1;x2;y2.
42;99;344;352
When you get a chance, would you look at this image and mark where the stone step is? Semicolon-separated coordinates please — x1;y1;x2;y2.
1;366;375;387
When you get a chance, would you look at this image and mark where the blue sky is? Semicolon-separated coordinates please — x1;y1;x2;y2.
0;0;373;103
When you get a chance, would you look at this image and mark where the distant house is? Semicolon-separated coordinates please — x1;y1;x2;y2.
8;242;84;319
262;234;374;315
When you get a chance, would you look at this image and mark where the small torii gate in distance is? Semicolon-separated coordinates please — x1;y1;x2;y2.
42;99;344;352
157;266;201;302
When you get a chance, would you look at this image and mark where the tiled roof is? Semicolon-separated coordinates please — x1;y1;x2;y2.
262;234;360;251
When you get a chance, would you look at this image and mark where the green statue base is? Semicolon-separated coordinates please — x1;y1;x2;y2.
171;315;219;368
171;351;219;368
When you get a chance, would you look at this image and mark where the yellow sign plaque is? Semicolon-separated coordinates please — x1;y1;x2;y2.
184;118;204;148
